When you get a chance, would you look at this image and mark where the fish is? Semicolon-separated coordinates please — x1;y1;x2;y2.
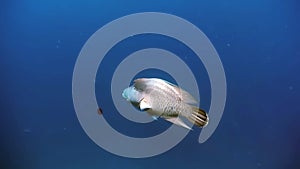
122;78;209;130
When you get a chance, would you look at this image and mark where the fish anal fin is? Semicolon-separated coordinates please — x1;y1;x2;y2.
164;117;192;130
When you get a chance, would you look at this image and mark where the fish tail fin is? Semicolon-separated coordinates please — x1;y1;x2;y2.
187;107;209;127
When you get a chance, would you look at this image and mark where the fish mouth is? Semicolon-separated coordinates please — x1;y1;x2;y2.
122;88;128;99
122;89;131;101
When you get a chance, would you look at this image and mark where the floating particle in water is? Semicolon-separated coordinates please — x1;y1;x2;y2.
289;86;294;90
97;108;103;115
23;129;32;133
56;40;61;48
257;162;262;167
226;43;231;47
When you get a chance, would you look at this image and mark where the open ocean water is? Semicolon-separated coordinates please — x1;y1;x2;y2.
1;0;299;169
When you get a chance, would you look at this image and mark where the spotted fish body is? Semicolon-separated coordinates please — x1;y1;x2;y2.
122;78;208;129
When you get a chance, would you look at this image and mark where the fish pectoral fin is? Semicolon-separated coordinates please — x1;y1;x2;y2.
164;117;192;130
139;98;151;111
152;116;159;120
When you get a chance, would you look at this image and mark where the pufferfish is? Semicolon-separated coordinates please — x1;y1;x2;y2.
122;78;208;130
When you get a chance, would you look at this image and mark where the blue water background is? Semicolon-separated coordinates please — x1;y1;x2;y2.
1;0;299;169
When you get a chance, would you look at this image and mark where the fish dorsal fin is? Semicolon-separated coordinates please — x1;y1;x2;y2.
164;117;192;130
139;98;151;111
154;78;198;104
134;78;197;104
171;86;197;104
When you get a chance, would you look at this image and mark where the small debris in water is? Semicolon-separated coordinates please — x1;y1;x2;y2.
23;129;32;133
97;108;103;115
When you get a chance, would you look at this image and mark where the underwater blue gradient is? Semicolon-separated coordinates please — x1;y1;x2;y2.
1;0;299;168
